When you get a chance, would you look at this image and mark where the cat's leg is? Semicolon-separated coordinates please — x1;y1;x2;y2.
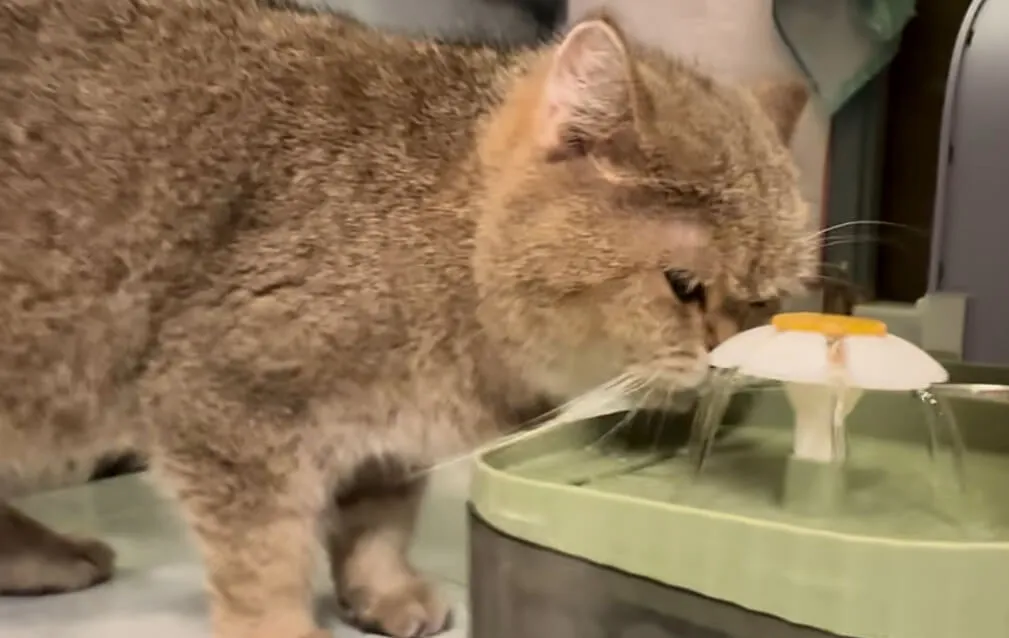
159;447;328;638
0;501;115;595
327;477;449;638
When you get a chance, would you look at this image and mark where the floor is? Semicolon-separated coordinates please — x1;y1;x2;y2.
0;466;473;638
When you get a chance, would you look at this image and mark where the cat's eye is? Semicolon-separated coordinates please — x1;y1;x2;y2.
663;270;706;308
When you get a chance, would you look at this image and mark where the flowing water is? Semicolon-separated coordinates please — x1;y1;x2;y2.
687;374;973;522
689;367;742;474
915;389;969;494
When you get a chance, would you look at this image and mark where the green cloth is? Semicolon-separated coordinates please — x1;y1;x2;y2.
773;0;916;113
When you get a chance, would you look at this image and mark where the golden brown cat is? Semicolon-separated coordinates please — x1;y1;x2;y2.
0;0;814;636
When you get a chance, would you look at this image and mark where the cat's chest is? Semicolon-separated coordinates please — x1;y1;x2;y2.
527;345;626;404
310;370;495;470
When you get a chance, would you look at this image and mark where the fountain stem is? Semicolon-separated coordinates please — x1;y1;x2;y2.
784;382;862;463
707;311;953;519
781;382;862;516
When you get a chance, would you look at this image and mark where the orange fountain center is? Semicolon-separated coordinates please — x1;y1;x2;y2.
771;312;888;338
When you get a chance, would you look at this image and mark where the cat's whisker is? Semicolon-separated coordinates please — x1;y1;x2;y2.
587;374;662;451
806;220;920;241
414;373;652;477
585;400;643;453
504;373;648;441
802;272;857;286
799;233;913;263
560;374;647;422
818;235;912;253
802;232;886;249
649;387;676;453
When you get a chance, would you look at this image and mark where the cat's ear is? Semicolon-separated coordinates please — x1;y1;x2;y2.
752;80;809;143
537;16;636;155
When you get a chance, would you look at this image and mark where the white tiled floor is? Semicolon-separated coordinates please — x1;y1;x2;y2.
0;467;474;638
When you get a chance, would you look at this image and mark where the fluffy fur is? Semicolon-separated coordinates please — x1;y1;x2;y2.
0;1;813;636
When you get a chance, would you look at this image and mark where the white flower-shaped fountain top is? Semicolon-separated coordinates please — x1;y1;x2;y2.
708;312;949;463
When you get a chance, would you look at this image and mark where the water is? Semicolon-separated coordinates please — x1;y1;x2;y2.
825;335;847;465
687;373;973;522
689;367;741;473
915;388;969;495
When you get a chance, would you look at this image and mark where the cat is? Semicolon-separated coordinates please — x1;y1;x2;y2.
1;0;564;505
0;0;814;637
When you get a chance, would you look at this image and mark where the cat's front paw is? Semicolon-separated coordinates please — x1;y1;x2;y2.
0;535;115;595
341;576;451;638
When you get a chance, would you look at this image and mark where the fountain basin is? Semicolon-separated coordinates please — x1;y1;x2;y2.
936;382;1009;404
469;366;1009;638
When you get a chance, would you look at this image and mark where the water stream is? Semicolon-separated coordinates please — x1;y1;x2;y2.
689;367;741;474
915;388;969;495
687;375;973;523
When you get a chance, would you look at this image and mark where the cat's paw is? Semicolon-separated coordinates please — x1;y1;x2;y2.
213;622;331;638
0;535;115;595
342;576;451;638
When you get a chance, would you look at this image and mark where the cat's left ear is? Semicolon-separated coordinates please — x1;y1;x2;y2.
537;15;637;156
752;80;809;144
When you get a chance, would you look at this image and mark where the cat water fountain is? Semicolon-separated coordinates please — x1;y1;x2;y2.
694;312;957;518
468;312;1009;638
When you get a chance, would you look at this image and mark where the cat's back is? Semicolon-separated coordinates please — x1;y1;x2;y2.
2;0;514;248
0;0;507;163
0;0;512;432
0;0;511;290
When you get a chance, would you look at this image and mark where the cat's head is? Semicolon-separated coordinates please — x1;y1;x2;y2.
473;12;815;405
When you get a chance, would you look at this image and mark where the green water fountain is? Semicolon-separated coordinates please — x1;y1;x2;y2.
468;312;1009;638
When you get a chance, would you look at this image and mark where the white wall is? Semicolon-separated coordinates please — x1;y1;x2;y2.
568;0;830;228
